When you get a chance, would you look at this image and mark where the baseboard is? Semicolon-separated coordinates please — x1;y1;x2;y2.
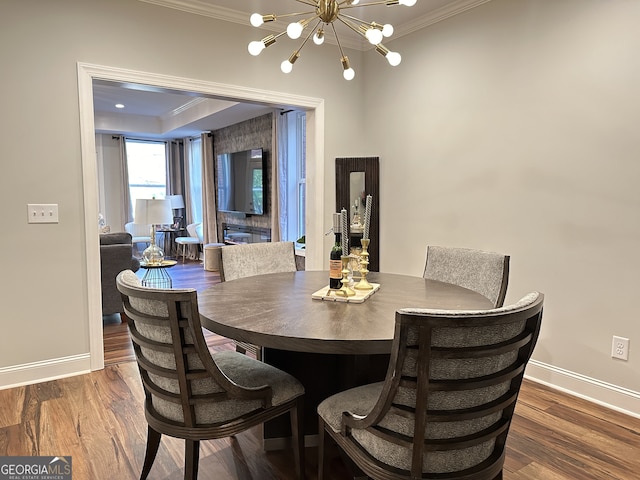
526;360;640;419
0;354;91;390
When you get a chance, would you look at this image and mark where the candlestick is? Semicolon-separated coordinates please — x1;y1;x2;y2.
341;209;348;256
363;194;372;240
355;238;373;290
340;255;356;296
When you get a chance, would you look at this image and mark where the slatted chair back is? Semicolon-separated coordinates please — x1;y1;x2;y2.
319;292;543;480
220;241;297;282
423;245;510;307
116;269;305;479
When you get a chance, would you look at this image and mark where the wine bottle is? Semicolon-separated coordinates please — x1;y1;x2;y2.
329;213;343;289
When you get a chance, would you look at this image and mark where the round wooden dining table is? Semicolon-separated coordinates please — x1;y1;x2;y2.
198;270;494;446
198;270;493;354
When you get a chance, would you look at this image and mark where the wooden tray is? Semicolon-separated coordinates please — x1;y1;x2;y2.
311;283;380;303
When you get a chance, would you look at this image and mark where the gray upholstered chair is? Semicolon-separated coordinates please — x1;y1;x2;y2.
116;270;305;480
318;292;544;480
220;241;298;360
423;246;510;308
220;241;297;281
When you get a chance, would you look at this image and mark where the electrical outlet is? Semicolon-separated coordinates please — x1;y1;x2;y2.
611;336;629;361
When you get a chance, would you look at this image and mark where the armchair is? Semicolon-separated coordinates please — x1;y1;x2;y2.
318;292;544;479
116;270;306;480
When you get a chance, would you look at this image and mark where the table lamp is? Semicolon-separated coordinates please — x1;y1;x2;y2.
135;198;173;265
167;194;185;212
167;194;185;228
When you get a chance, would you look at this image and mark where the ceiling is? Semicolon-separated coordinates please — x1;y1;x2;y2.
93;0;491;139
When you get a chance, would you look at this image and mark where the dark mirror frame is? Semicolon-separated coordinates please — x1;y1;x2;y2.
336;157;380;271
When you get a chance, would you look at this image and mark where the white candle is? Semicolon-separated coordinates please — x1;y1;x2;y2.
363;195;372;240
341;208;348;256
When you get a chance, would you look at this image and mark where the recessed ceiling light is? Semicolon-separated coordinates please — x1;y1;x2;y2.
115;103;125;109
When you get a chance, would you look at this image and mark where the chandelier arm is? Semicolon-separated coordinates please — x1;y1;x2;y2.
297;21;319;53
294;0;319;6
340;13;374;26
267;10;317;20
336;16;370;41
341;0;401;10
274;30;289;40
331;23;347;59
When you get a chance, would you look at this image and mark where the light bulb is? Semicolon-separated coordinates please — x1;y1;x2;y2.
348;0;360;4
386;51;402;66
313;30;325;45
250;13;264;27
281;60;294;73
382;24;394;37
287;22;303;39
399;0;417;5
343;68;355;81
248;41;265;56
365;28;383;45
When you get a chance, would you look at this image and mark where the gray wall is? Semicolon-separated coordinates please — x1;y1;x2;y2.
1;0;639;415
365;0;640;410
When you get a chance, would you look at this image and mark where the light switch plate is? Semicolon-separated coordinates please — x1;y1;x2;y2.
28;204;59;223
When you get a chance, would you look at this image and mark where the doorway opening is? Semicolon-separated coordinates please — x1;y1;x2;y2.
78;62;325;371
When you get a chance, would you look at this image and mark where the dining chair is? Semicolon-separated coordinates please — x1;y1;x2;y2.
220;241;298;360
318;291;544;480
175;222;203;263
116;270;306;480
423;245;510;308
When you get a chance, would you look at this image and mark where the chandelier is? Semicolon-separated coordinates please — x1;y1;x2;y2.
248;0;417;81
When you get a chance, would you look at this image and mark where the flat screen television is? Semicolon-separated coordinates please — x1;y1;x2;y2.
216;148;265;215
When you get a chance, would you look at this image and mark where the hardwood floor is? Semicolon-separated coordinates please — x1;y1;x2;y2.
1;262;638;479
103;260;228;366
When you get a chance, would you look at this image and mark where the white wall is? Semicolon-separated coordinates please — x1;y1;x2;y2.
1;0;639;416
365;0;640;413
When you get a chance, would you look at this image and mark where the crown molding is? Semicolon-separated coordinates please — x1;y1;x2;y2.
139;0;493;51
139;0;247;24
395;0;493;38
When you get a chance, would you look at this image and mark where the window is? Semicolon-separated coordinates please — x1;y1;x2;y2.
295;112;306;243
125;139;167;218
282;111;306;246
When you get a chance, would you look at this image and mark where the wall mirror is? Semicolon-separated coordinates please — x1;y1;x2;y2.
336;157;379;271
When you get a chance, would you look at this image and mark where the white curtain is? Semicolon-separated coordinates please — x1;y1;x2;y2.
201;132;218;244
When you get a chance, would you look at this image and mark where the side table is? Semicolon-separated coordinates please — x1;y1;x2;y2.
139;260;177;288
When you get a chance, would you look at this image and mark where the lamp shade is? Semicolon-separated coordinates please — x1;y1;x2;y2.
167;194;185;210
135;198;173;225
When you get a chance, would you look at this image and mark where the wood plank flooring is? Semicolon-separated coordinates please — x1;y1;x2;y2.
1;261;638;479
103;260;228;366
